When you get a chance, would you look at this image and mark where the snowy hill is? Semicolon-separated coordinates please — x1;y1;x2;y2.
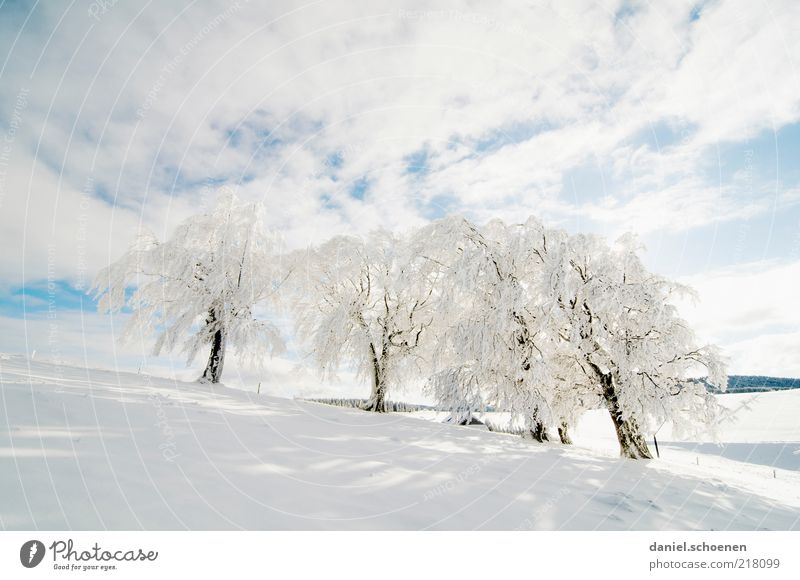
1;354;798;530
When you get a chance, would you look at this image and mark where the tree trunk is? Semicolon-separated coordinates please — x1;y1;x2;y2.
529;419;550;442
200;308;226;384
362;384;386;412
601;374;652;459
360;343;387;412
558;422;573;445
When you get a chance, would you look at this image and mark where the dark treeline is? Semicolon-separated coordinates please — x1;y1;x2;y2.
703;375;800;394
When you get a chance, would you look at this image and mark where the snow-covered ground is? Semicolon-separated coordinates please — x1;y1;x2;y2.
1;354;798;530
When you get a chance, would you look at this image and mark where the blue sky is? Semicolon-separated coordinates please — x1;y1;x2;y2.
1;0;800;380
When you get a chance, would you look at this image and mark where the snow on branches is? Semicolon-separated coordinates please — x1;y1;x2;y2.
525;230;728;457
92;191;286;383
288;229;442;412
93;194;726;458
417;217;558;439
418;217;727;458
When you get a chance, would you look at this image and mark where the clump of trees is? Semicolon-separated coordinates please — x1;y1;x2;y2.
96;191;727;459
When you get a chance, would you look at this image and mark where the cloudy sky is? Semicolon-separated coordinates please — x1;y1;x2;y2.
1;0;799;384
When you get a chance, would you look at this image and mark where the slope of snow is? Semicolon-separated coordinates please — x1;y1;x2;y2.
1;355;798;530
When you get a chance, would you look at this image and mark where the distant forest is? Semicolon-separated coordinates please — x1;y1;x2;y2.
704;375;800;394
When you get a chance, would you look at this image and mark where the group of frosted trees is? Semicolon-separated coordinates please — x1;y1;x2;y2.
94;193;727;459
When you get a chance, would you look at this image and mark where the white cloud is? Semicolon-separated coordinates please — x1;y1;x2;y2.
582;179;766;236
657;0;800;144
677;259;800;375
722;332;800;377
1;0;796;267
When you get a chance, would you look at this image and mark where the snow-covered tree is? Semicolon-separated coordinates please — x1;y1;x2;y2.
541;231;728;458
92;191;285;383
427;366;484;425
420;216;564;441
289;228;442;412
422;216;725;457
